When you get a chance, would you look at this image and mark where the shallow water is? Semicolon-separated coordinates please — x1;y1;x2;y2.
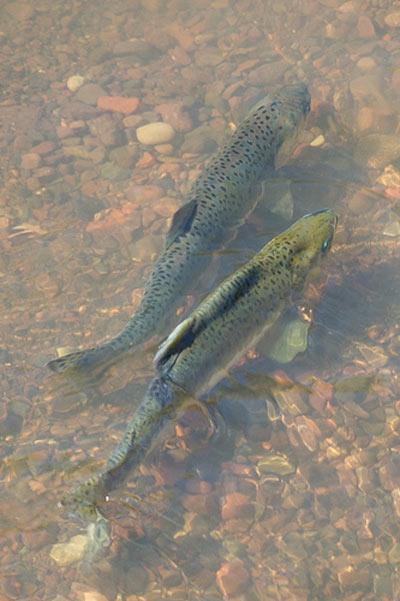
1;0;400;599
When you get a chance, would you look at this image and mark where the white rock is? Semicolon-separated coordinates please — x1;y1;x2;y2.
67;75;85;92
50;534;88;566
136;122;175;145
82;592;109;601
310;134;325;147
385;12;400;28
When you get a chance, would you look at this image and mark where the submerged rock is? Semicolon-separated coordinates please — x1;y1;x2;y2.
257;453;296;476
50;534;89;566
136;122;175;145
268;317;310;363
67;75;84;92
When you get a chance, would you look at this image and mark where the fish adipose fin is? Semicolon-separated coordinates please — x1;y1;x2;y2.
165;198;198;248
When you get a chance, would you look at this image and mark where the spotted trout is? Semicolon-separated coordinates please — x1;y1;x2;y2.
48;83;311;373
62;209;336;532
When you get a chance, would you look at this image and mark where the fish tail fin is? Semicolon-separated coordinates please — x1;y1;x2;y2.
47;341;118;373
60;377;175;525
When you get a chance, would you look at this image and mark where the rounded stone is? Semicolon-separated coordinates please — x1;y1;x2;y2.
75;83;106;105
50;534;88;566
385;12;400;28
21;153;41;170
136;122;175;145
67;75;85;92
356;57;376;71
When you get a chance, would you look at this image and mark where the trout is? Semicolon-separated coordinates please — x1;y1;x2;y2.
62;209;336;532
48;83;311;373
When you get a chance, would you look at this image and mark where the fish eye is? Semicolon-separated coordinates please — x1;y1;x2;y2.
321;238;330;253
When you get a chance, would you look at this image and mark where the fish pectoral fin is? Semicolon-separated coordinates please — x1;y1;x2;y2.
165;198;198;248
154;316;198;369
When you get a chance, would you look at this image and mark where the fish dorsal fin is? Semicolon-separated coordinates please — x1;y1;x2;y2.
154;316;198;370
165;198;198;248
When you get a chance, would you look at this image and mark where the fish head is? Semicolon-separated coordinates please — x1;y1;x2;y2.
273;83;311;168
284;208;337;288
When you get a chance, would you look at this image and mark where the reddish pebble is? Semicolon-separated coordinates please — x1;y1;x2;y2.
21;153;41;169
125;184;162;202
357;15;376;38
221;492;254;521
309;379;333;414
185;480;212;494
385;187;400;200
97;95;139;114
216;559;250;597
181;493;215;514
30;140;56;155
136;151;155;169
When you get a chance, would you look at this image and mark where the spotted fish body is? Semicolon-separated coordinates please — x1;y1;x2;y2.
62;209;336;526
48;84;311;373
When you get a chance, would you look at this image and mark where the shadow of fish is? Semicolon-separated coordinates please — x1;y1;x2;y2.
60;209;336;555
48;83;311;373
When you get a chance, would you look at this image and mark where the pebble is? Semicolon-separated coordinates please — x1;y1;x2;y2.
267;318;310;363
216;559;250;597
385;12;400;28
75;83;106;106
383;216;400;237
67;75;85;92
113;39;159;62
88;114;122;147
310;134;325;147
154;143;173;154
30;141;56;155
357;15;376;38
100;162;130;181
125;184;162;202
79;593;109;601
357;106;374;131
123;114;143;128
136;122;175;145
389;543;400;564
49;534;89;566
221;492;254;521
136;151;155;169
155;101;192;132
356;57;376;71
257;453;296;476
97;96;139;115
181;493;214;514
181;125;217;154
376;164;400;188
21;153;41;170
109;145;139;169
63;145;105;163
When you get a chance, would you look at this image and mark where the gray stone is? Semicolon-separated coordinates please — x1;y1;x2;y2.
113;39;160;62
100;162;130;181
109;144;139;169
88;114;123;147
181;125;218;154
75;83;107;106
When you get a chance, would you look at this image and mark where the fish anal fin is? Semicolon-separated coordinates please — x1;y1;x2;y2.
165;198;198;248
154;316;198;369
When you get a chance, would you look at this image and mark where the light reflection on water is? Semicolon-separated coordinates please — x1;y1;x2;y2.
1;0;400;599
